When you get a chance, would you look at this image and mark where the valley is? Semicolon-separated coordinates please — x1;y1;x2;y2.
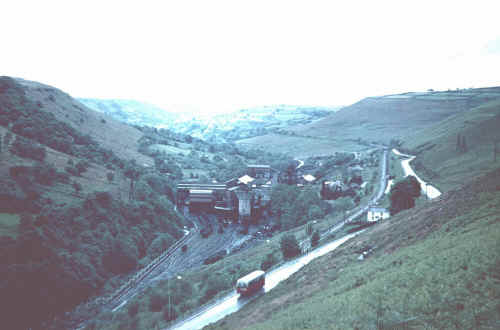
1;76;500;330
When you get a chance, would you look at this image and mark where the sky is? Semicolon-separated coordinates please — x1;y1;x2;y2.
2;0;500;114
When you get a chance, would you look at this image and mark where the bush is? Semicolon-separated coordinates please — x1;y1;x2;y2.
261;252;278;271
127;302;139;317
75;160;89;175
149;293;167;312
10;136;46;161
280;234;301;259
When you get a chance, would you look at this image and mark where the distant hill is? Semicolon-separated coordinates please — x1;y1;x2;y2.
236;87;500;157
292;88;500;143
78;98;190;128
79;98;339;142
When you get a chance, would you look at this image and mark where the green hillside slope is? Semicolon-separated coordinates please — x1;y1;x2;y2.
208;167;500;330
237;88;500;156
401;99;500;191
0;77;187;329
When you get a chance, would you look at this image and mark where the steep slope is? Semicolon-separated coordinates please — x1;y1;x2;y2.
207;166;500;330
17;79;152;165
401;99;500;191
0;76;186;329
293;88;500;142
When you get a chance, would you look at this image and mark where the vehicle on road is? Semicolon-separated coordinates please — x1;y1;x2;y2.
236;270;265;296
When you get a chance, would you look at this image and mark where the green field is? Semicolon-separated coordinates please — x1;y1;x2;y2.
0;213;20;238
236;134;367;157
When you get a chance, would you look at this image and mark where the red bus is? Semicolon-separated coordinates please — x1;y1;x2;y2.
236;270;265;296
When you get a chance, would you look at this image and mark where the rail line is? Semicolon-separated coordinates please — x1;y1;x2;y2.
108;228;198;309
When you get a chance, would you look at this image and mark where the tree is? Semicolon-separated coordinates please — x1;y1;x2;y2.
280;234;301;259
389;175;421;215
334;197;355;219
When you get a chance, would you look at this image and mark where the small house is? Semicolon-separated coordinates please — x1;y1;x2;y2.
367;207;390;222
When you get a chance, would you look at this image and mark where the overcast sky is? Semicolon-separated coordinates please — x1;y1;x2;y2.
2;0;500;114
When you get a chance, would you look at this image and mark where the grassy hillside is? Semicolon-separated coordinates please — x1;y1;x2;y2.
237;88;500;155
236;133;368;158
208;166;500;330
0;77;188;329
78;98;185;128
401;99;500;192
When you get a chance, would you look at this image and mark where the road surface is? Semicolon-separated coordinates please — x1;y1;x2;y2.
392;149;442;199
169;234;357;330
168;149;389;329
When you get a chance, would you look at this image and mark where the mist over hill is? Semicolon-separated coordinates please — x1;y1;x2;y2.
79;98;340;142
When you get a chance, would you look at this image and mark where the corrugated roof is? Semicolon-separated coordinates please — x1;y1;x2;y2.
189;189;213;194
189;197;214;203
247;165;270;169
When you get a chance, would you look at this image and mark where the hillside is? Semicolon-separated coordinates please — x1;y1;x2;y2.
236;88;500;157
400;99;500;192
207;164;500;329
0;76;300;329
78;98;189;128
80;99;339;142
0;76;187;329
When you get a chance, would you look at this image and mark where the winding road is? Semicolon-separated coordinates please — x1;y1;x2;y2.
392;149;442;199
168;149;389;330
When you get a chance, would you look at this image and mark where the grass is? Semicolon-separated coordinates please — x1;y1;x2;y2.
236;134;367;158
0;213;20;239
207;166;500;330
402;99;500;192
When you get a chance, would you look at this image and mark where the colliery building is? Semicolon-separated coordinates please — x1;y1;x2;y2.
176;165;275;223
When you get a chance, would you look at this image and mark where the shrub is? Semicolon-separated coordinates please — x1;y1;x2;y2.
149;293;167;312
10;136;46;161
280;234;301;259
75;160;89;175
128;303;139;317
261;252;278;271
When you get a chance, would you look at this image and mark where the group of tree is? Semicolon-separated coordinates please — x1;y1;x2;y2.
389;175;421;215
270;185;329;230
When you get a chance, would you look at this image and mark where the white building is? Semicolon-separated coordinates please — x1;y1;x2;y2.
367;207;390;222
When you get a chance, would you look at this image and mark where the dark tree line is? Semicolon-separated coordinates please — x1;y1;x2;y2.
389;175;421;215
